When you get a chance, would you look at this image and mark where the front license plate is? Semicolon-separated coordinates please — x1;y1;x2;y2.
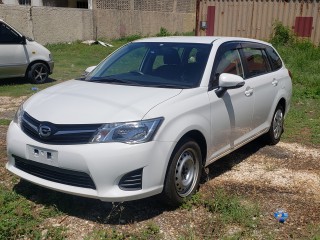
26;145;58;166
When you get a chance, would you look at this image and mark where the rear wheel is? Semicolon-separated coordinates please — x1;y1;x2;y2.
28;63;49;84
162;139;202;206
265;105;284;145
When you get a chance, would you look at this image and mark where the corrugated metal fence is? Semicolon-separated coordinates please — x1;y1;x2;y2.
198;0;320;45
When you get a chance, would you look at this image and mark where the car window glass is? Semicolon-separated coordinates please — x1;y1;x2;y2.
152;47;183;70
0;23;21;44
266;46;282;71
242;48;271;78
87;42;211;88
102;46;148;76
215;49;244;77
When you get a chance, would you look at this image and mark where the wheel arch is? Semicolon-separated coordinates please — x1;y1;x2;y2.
175;130;207;167
25;60;50;78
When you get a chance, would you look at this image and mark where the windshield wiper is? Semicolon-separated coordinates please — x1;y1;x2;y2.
150;84;189;89
89;77;143;86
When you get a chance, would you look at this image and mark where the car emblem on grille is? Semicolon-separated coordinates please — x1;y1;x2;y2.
39;125;52;138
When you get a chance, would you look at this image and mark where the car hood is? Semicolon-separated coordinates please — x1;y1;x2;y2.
23;80;182;124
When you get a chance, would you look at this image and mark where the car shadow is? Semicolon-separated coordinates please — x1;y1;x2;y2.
0;77;56;86
13;138;267;225
203;137;267;182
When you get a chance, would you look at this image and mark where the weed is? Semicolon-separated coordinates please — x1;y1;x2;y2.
0;188;61;239
156;27;171;37
180;192;203;210
205;189;260;228
85;222;161;240
0;119;11;126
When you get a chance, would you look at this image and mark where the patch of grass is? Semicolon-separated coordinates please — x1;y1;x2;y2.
179;189;260;239
85;221;162;240
0;119;11;126
0;187;62;239
205;189;260;228
275;43;320;146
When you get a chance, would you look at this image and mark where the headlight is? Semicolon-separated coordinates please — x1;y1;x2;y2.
91;118;163;144
13;105;24;127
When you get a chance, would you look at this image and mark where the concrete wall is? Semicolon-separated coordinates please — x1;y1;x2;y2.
0;5;94;44
0;1;195;45
95;10;195;39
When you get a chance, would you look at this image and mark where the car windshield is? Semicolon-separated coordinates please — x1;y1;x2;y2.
85;42;212;88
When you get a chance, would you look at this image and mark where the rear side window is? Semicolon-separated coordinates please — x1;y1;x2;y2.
242;48;271;78
266;46;283;71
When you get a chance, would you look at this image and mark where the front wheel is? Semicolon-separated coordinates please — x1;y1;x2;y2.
162;139;202;206
264;105;284;145
27;63;49;84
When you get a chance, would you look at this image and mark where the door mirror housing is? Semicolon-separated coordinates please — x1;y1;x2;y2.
215;73;245;98
21;36;27;45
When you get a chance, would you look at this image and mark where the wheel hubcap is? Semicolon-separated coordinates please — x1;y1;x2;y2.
174;148;199;197
34;66;47;82
273;109;283;139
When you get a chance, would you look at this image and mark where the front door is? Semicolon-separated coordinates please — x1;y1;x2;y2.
208;44;254;161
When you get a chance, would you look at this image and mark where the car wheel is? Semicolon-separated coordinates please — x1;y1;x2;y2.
28;63;49;84
162;138;202;206
265;105;284;145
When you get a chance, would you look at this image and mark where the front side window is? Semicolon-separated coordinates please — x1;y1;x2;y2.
86;42;211;89
211;48;243;89
215;49;244;77
242;48;271;78
0;23;22;44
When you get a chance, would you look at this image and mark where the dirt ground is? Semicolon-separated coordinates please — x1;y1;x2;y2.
0;96;319;239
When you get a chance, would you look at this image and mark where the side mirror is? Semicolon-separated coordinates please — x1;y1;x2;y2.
215;73;245;98
21;36;26;45
82;66;97;77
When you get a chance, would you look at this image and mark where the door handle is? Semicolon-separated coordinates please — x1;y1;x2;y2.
272;79;278;86
244;87;253;97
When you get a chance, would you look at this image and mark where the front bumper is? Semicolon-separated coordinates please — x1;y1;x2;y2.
47;60;54;75
6;122;175;202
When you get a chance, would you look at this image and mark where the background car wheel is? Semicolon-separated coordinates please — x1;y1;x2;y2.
162;138;202;206
28;63;49;84
264;104;284;145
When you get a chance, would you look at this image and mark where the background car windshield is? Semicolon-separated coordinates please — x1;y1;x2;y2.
86;42;211;88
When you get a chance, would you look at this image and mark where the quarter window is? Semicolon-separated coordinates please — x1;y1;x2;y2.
242;48;271;78
266;46;282;71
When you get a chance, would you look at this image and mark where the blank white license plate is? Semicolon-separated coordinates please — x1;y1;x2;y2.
26;145;58;166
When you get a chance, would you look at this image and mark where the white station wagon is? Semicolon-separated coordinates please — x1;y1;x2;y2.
6;36;292;206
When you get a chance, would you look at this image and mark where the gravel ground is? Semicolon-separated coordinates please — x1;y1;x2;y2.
0;96;319;239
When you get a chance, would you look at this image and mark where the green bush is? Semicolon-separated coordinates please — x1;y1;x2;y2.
156;27;171;37
270;21;295;46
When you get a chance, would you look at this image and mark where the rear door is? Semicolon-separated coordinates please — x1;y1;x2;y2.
0;21;28;78
240;43;280;133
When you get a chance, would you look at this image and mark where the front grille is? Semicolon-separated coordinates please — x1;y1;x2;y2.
21;112;102;145
14;155;96;189
119;168;143;191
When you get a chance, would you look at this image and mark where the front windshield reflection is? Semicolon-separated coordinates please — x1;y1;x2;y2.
85;42;212;89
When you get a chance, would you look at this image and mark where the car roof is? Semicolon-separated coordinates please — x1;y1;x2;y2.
133;36;271;46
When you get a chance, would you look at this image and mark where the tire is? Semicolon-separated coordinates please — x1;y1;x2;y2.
264;105;284;145
27;63;49;84
162;138;202;206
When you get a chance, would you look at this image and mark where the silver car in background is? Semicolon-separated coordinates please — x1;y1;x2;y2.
0;19;54;84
